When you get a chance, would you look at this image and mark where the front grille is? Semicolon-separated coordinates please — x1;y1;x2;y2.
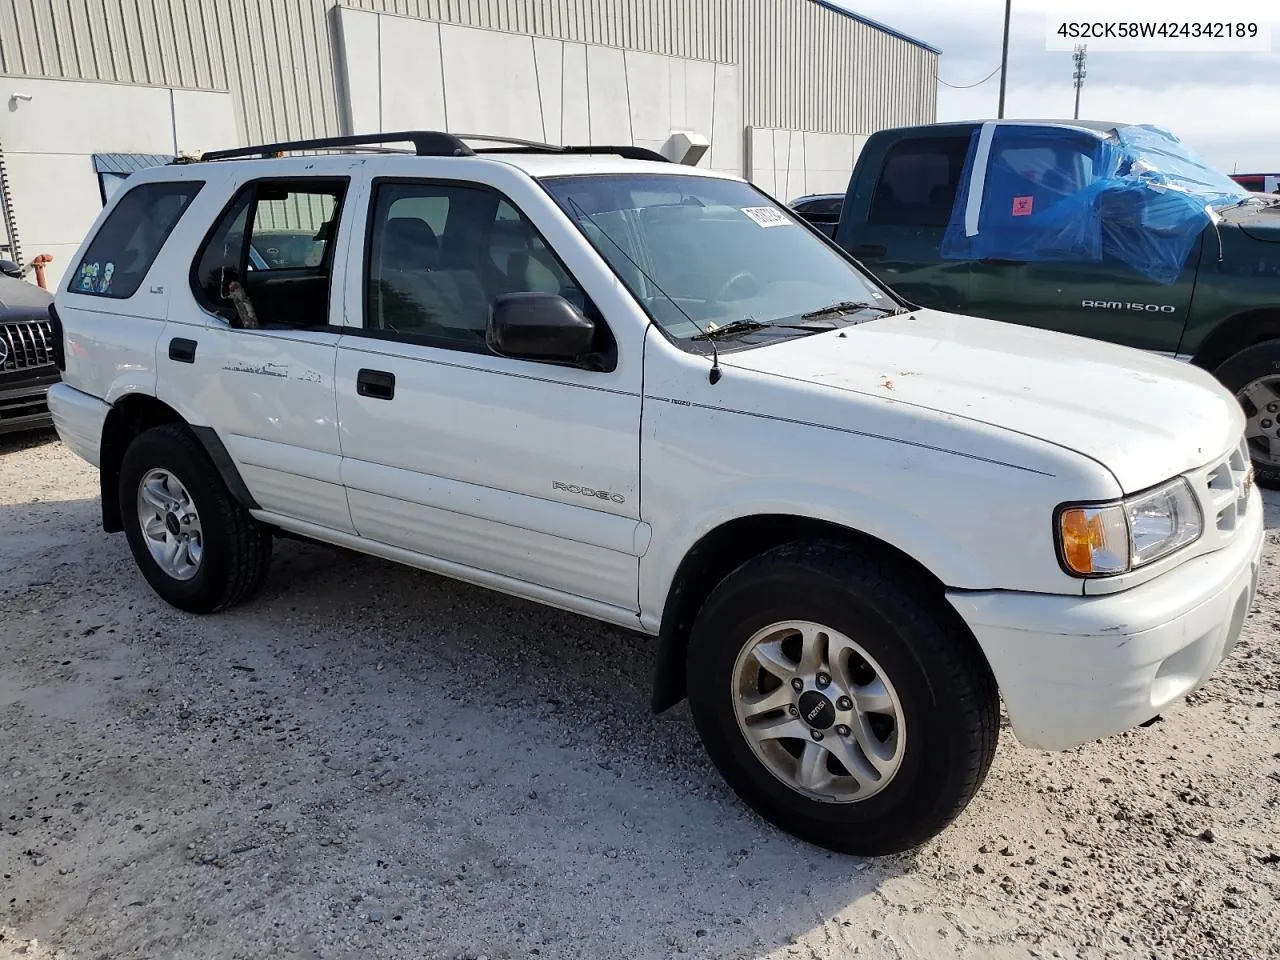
0;320;55;372
1189;438;1252;545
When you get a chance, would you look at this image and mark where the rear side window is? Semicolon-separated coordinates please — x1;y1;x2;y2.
250;191;339;269
868;138;969;228
192;179;346;329
71;181;202;298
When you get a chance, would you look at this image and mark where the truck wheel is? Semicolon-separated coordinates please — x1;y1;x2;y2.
685;542;998;856
1214;340;1280;489
119;424;272;613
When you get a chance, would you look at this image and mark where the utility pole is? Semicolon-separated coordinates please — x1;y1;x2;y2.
1072;44;1088;119
997;0;1012;118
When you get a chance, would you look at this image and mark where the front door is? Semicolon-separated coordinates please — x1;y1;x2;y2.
160;175;356;532
960;126;1195;352
334;176;643;613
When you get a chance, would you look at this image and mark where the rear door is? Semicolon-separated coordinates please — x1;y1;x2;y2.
836;133;972;311
961;127;1195;351
158;174;357;533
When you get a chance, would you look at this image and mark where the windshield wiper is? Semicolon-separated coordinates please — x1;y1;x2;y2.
692;319;769;341
692;318;838;341
801;300;902;321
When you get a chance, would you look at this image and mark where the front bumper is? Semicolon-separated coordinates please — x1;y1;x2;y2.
46;382;110;466
948;490;1263;751
0;369;58;435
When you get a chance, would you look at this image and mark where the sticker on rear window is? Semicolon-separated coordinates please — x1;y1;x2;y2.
741;206;792;228
1012;196;1034;217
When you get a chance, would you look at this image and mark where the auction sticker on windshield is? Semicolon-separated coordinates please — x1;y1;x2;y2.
742;206;793;228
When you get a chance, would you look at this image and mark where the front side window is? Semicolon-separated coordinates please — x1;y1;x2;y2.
72;181;202;298
191;179;344;329
981;132;1101;230
542;174;887;344
365;182;593;352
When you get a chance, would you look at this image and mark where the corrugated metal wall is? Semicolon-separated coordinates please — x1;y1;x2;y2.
0;0;936;145
741;0;937;134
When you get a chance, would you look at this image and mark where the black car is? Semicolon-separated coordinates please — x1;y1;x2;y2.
0;261;58;435
788;193;845;238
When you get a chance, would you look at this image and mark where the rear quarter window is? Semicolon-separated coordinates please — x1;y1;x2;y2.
70;180;203;299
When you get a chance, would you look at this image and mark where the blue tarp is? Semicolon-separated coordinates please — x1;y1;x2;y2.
941;123;1252;284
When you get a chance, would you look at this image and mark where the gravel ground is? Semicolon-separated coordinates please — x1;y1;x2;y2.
1;431;1278;960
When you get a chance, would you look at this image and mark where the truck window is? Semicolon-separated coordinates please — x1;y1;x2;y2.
795;197;842;217
867;138;969;228
71;181;203;298
980;132;1102;231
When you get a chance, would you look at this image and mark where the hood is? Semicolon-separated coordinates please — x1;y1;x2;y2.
1220;198;1280;243
721;309;1242;493
0;275;54;320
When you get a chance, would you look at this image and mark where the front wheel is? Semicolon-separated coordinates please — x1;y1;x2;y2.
119;424;272;613
686;543;998;856
1213;340;1280;489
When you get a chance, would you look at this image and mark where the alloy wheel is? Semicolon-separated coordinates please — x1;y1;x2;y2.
731;620;906;803
136;468;204;581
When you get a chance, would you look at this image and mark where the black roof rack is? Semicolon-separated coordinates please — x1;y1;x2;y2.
457;133;669;163
186;130;670;164
197;131;475;161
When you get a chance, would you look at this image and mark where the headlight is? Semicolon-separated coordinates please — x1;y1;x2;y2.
1057;477;1202;577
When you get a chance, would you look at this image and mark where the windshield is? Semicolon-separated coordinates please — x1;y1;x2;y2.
541;175;888;343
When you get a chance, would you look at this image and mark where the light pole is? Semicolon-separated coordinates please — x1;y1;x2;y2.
1072;44;1088;119
996;0;1012;118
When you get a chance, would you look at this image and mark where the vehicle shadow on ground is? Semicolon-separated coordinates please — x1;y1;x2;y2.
0;493;958;960
1262;487;1280;529
0;427;57;455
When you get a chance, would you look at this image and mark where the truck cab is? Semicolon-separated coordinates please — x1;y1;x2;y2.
835;120;1280;484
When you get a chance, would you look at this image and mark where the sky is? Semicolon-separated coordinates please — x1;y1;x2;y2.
827;0;1280;172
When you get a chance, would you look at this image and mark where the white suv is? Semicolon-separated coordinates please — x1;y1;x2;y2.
45;131;1262;856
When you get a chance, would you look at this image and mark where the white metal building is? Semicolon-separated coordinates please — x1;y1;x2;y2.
0;0;938;286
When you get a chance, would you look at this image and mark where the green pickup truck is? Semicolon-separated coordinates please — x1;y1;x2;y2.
831;120;1280;485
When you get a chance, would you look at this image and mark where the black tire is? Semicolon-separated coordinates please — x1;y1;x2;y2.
1213;340;1280;489
686;542;998;856
119;424;272;613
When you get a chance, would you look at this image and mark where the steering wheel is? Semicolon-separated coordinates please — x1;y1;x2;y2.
715;271;759;301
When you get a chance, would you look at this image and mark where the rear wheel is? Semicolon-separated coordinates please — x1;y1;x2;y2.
686;542;998;856
120;425;272;613
1213;340;1280;488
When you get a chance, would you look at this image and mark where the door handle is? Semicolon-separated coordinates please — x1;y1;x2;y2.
168;338;197;363
850;243;886;258
356;368;396;400
979;257;1028;266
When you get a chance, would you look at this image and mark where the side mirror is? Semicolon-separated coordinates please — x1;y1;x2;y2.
0;259;22;279
487;293;597;365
